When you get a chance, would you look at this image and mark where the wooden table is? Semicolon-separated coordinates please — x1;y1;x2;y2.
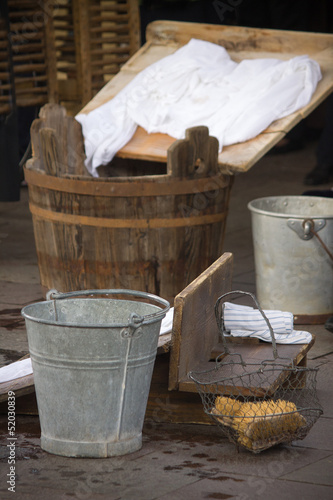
80;20;333;175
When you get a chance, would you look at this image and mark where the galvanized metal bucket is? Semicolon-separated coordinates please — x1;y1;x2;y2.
248;196;333;323
21;289;170;458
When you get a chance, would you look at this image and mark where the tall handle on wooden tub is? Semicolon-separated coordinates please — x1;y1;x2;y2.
27;103;87;177
167;126;219;178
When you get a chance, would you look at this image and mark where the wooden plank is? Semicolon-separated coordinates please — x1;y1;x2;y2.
179;336;315;397
66;116;87;176
60;0;141;108
40;128;62;176
127;0;141;56
30;104;87;176
167;126;219;178
72;0;91;105
169;252;233;391
78;22;333;175
216;131;285;175
122;41;178;73
146;353;213;424
0;354;34;404
116;127;176;162
116;128;285;175
157;333;172;353
0;374;34;403
0;392;38;416
23;167;230;197
30;118;44;167
146;20;333;54
43;0;58;104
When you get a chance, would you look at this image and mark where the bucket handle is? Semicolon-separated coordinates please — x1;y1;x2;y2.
214;290;278;359
307;219;333;261
287;218;333;261
46;288;170;324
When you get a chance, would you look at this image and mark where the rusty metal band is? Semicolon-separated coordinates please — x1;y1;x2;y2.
293;313;333;325
24;168;230;197
29;204;227;229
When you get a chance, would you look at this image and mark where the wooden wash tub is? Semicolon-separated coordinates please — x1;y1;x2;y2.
25;105;232;303
25;21;333;301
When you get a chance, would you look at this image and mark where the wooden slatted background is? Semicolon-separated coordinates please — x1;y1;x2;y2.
0;0;58;115
53;0;77;109
0;6;13;115
1;1;140;116
55;0;141;112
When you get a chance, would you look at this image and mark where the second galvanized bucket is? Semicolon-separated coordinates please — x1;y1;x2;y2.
248;196;333;323
21;289;169;458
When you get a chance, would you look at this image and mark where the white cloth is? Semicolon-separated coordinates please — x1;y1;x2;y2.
223;302;312;344
160;307;174;335
76;38;322;177
0;358;33;384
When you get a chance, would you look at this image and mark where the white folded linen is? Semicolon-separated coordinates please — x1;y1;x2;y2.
160;307;174;335
0;358;33;384
223;302;312;344
76;38;322;177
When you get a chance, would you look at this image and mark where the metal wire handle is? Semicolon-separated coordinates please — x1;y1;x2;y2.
214;290;278;359
307;220;333;261
46;288;170;324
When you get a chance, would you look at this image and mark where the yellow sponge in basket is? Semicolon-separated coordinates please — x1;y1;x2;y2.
212;396;307;451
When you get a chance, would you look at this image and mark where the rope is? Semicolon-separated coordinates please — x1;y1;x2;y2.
310;226;333;261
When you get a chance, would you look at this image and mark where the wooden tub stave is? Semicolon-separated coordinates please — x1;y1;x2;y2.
26;110;233;303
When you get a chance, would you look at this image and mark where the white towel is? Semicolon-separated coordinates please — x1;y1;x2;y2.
76;38;322;177
0;358;33;384
160;307;174;335
223;302;312;344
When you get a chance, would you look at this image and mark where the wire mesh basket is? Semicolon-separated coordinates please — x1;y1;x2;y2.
189;291;323;453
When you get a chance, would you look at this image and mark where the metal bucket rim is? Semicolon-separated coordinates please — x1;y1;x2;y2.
248;195;333;219
21;289;170;328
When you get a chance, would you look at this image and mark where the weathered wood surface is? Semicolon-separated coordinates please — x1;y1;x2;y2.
29;103;87;176
168;250;314;396
181;337;315;397
146;353;212;425
0;354;34;404
147;21;333;54
0;0;58;114
0;373;34;403
26;116;233;304
0;392;38;416
169;252;234;391
80;21;333;174
55;0;141;110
